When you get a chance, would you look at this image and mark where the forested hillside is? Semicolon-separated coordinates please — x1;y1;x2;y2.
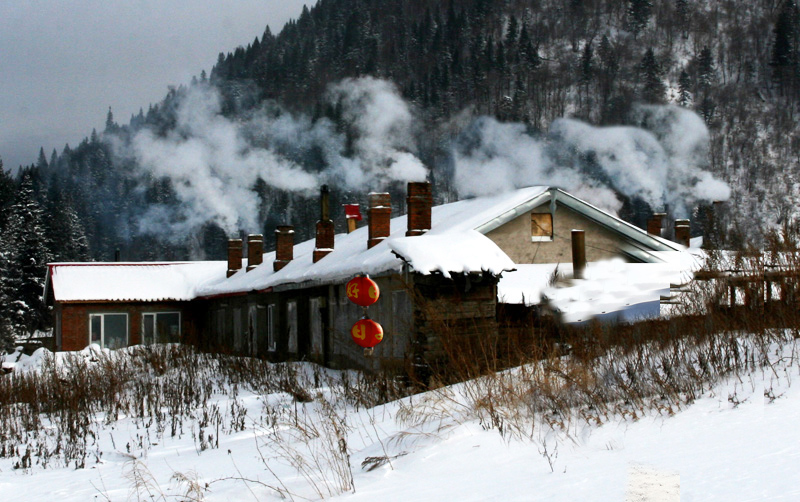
1;0;799;340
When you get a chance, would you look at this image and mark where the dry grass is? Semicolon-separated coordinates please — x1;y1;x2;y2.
0;344;410;475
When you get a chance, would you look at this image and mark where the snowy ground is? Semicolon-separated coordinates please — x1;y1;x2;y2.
1;340;798;501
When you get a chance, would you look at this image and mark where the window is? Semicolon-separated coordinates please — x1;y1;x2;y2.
233;308;242;352
89;313;128;349
214;309;225;337
248;306;258;355
287;301;298;353
310;298;323;357
142;312;180;345
267;304;276;352
531;213;553;242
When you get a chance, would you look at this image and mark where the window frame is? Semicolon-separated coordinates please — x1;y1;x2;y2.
287;301;298;353
248;305;260;356
88;312;129;349
142;311;182;345
233;308;243;352
310;298;323;357
267;304;277;352
531;212;554;242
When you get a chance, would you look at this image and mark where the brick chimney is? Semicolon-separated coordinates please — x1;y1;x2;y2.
246;234;263;272
674;219;690;247
313;185;334;263
647;212;666;237
368;192;391;249
406;181;432;237
227;239;243;278
344;203;362;233
274;225;294;272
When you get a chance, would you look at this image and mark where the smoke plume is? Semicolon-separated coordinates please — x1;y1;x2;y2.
118;77;427;236
118;74;729;238
453;105;730;216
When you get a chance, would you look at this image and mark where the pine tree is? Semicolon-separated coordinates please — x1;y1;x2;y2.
46;190;90;262
0;159;14;351
0;251;12;352
0;174;53;337
676;0;690;38
105;107;118;134
696;46;716;89
678;70;692;106
580;39;594;85
771;0;800;94
36;147;48;171
627;0;653;38
598;35;619;105
638;48;665;103
0;160;14;232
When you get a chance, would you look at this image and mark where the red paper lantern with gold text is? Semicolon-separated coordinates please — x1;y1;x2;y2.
345;276;380;307
350;318;384;348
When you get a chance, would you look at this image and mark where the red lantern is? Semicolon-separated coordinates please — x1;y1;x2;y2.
346;275;380;307
351;318;384;348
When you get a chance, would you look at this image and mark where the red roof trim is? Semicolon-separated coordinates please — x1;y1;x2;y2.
48;262;205;267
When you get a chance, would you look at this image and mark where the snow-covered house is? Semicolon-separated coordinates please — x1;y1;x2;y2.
45;182;694;370
45;262;226;351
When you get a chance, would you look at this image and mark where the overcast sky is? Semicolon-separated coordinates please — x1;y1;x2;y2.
0;0;312;170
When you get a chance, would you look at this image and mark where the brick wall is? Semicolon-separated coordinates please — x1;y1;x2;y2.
58;301;194;351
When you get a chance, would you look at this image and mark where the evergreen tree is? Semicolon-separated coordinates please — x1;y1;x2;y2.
0;174;53;337
771;0;800;93
580;39;594;85
696;46;716;89
598;35;619;105
36;147;48;171
638;48;665;103
46;191;90;262
627;0;653;38
0;160;14;232
678;70;692;106
105;107;118;133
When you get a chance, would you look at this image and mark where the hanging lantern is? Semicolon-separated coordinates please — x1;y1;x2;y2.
346;275;380;307
350;318;384;348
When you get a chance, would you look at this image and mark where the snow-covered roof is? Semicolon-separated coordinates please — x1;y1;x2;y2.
498;255;700;323
197;186;550;296
48;262;227;303
389;231;515;279
48;186;692;303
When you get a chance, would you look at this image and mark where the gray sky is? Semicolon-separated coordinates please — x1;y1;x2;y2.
0;0;312;170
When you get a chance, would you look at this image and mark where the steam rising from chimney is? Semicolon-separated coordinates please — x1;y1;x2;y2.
115;75;729;238
327;77;428;186
116;77;428;236
453;105;731;216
